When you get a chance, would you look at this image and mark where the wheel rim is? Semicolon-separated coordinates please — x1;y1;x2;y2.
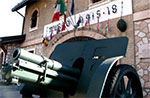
115;75;137;98
102;65;143;98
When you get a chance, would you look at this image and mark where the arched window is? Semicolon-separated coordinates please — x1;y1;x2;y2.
31;10;38;28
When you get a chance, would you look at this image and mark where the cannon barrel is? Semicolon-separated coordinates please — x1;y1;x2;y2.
10;48;81;95
13;59;78;83
13;48;80;77
11;65;76;94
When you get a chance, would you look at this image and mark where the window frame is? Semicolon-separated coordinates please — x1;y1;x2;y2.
27;48;35;53
29;8;39;32
89;0;111;9
92;0;102;3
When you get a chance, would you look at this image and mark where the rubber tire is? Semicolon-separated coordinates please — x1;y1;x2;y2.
102;64;143;98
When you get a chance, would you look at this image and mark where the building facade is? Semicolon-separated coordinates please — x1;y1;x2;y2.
2;0;150;97
0;35;25;67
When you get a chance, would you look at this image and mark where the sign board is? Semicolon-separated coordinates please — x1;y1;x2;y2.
43;0;132;38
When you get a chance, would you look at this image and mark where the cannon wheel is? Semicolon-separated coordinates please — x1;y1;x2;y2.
102;64;143;98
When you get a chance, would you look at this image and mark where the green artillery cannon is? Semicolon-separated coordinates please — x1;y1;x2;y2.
1;37;143;98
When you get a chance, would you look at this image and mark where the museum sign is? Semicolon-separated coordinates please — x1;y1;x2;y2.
43;0;132;38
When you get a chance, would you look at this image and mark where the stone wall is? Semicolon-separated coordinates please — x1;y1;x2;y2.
23;0;89;43
134;19;150;97
133;0;150;13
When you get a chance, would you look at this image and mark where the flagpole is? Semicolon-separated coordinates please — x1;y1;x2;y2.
67;10;76;28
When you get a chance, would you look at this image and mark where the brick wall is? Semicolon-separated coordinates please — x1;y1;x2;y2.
5;43;20;63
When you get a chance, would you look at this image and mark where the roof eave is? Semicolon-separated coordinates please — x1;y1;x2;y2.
11;0;37;12
0;35;26;44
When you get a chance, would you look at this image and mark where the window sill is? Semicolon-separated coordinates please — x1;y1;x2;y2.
29;26;38;32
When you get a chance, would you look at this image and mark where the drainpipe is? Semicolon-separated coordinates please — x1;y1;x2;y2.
16;10;25;35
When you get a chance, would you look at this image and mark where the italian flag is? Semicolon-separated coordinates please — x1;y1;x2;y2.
51;0;67;22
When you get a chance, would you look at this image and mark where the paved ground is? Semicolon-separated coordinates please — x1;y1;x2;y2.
0;75;22;98
0;75;40;98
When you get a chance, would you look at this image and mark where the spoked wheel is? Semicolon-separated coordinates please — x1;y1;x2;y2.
102;64;143;98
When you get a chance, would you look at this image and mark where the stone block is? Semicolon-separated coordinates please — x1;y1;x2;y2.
142;37;148;44
143;75;149;81
138;32;146;37
138;69;144;77
139;44;150;58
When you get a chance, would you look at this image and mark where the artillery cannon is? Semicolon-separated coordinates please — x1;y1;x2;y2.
1;37;143;98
